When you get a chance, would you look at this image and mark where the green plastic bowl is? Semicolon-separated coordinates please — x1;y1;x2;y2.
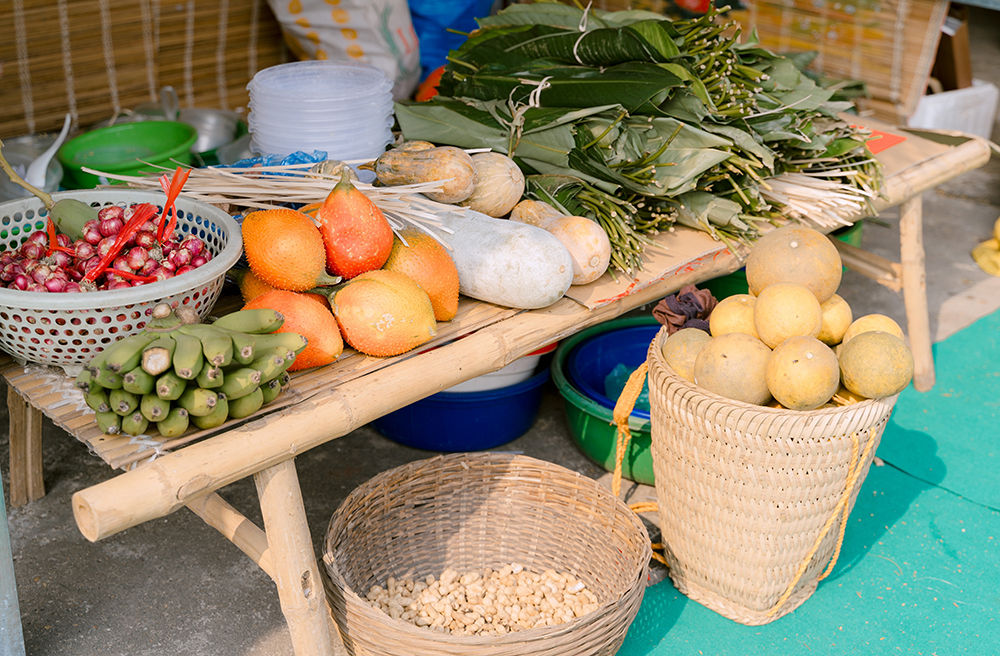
57;121;197;189
553;316;658;485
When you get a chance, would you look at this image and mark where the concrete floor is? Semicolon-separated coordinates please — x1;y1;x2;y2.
2;8;999;655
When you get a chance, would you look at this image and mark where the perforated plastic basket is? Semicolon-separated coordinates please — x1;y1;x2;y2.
0;189;242;375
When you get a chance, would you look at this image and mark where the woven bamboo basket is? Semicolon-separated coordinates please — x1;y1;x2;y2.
614;326;897;625
323;452;652;656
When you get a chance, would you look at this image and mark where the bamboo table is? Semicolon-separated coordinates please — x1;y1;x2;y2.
1;125;991;655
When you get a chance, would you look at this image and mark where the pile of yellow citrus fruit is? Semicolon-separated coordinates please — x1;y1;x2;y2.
662;224;914;410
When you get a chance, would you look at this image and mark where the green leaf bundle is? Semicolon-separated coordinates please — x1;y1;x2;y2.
395;1;883;274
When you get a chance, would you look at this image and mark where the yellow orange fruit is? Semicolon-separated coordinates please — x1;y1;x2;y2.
243;289;343;371
709;294;758;339
241;208;340;292
753;282;823;349
231;268;276;304
381;228;460;322
817;294;853;345
660;328;712;383
333;269;437;357
693;333;773;405
841;313;905;345
838;331;914;399
765;336;840;410
746;225;843;303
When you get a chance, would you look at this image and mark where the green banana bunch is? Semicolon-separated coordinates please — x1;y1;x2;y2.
78;304;299;439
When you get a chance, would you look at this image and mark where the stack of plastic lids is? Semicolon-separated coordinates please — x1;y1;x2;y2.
247;61;394;160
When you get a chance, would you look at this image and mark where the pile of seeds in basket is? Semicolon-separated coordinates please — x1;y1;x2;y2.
365;563;601;636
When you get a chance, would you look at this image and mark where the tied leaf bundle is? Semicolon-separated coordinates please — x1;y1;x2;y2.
394;1;883;275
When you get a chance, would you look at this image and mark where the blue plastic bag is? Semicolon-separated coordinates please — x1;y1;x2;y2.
409;0;496;83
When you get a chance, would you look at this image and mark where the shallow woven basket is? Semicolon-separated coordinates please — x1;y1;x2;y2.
0;189;241;374
639;326;897;625
323;452;652;656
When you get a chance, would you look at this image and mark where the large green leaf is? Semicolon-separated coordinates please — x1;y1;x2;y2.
656;63;714;109
447;63;683;114
657;89;711;123
394;102;513;153
570;144;733;197
456;24;670;68
641;117;733;150
624;20;680;59
602;9;679;28
476;2;609;30
700;122;775;170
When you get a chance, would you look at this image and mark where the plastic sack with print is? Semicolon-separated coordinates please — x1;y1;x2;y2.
266;0;420;100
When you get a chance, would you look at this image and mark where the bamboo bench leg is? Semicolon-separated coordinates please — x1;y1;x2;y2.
899;196;935;392
7;387;45;507
254;459;335;656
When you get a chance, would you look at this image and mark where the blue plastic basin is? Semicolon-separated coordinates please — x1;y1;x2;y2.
565;322;661;419
371;368;550;452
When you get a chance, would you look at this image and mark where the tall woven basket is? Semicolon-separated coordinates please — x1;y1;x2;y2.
637;326;897;625
323;452;652;656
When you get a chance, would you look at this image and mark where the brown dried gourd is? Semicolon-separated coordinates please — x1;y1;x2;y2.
373;144;477;204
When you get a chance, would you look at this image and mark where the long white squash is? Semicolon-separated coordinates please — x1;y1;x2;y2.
432;208;574;309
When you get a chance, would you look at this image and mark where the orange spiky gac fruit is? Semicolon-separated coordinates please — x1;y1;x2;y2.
243;289;343;371
381;228;460;321
332;269;437;357
241;208;341;292
316;170;394;279
229;268;276;304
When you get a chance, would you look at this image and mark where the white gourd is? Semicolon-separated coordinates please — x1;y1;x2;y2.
509;200;611;285
431;208;574;309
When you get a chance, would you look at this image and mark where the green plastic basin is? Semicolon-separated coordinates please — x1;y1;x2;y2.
553;316;658;485
57;121;197;189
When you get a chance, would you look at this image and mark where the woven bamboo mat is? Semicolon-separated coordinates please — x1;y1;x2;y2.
0;0;287;137
0;295;520;471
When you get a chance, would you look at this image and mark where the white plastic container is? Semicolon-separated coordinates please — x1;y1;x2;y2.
446;343;558;393
247;60;395;160
248;61;392;100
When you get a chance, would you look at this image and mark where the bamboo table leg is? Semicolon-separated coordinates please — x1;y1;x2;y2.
7;386;45;507
254;459;335;656
899;196;935;392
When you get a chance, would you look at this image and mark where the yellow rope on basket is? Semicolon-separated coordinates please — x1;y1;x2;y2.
613;361;669;568
612;361;649;498
765;428;874;617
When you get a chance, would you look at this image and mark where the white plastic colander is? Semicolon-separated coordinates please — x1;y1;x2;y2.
0;189;242;375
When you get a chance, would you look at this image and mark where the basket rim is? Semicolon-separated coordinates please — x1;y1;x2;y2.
648;325;899;417
0;189;242;310
324;452;652;646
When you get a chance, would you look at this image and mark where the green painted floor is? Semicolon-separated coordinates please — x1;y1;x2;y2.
621;310;1000;655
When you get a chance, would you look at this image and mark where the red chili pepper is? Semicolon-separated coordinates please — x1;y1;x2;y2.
45;218;73;257
157;167;191;243
83;203;158;284
106;269;157;284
